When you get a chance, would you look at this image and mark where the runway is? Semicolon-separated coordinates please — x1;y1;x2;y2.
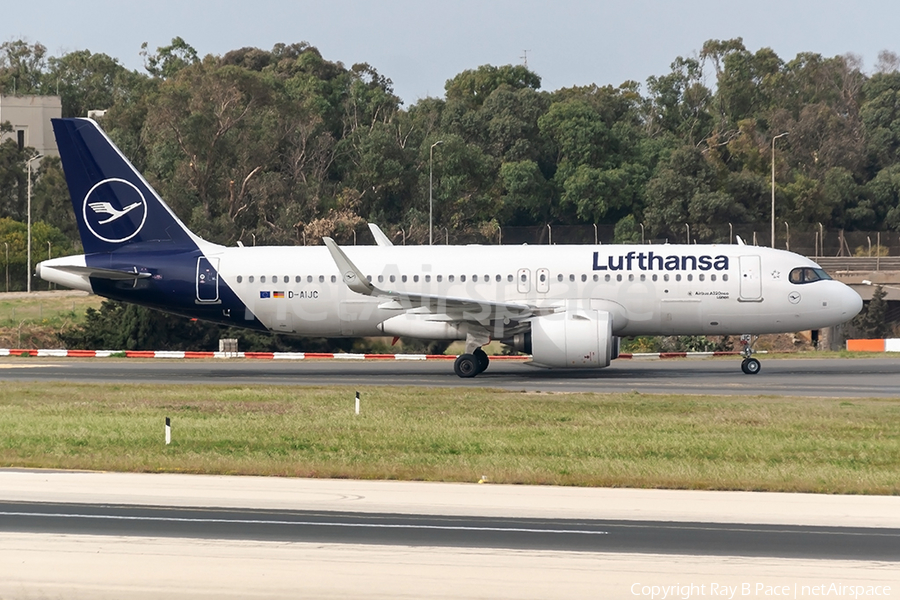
3;501;899;561
1;472;899;599
1;355;899;396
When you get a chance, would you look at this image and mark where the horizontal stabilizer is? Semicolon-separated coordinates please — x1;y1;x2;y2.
41;264;152;281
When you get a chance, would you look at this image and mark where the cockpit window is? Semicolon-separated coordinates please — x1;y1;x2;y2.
789;267;833;284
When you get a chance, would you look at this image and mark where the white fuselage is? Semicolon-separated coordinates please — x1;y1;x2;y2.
187;243;860;338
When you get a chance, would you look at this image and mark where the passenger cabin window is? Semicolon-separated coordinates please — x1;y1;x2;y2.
789;267;832;284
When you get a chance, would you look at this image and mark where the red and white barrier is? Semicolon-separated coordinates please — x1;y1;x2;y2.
0;348;529;360
0;349;757;360
846;339;900;352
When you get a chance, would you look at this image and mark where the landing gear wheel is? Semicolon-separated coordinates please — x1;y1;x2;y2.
454;353;479;378
473;348;490;374
741;358;761;375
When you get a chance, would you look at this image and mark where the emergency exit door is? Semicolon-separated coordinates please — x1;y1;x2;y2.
738;255;762;301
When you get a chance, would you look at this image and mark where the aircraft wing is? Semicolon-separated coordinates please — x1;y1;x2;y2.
323;237;556;324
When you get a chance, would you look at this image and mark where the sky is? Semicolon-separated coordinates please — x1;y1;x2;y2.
4;0;900;105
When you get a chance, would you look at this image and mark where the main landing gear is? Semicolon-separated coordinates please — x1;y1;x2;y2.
454;348;490;378
739;334;761;375
454;331;491;378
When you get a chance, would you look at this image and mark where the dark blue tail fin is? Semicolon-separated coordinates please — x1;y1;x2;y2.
52;118;202;254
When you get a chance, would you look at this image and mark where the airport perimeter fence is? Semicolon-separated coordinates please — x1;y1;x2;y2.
329;224;900;262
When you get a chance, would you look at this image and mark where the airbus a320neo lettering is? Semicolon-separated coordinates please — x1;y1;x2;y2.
38;118;863;377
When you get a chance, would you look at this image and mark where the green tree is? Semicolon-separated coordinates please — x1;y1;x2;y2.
0;218;74;292
45;50;143;118
861;71;900;171
0;39;47;94
0;137;27;221
852;285;889;338
645;56;712;145
140;37;199;79
444;64;541;109
31;156;77;240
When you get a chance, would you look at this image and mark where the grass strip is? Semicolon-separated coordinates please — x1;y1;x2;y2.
1;383;898;494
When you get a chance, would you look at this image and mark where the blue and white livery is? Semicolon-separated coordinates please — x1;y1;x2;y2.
38;118;863;377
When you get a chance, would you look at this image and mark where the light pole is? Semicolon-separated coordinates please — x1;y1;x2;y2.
771;132;788;248
429;140;443;245
26;154;43;293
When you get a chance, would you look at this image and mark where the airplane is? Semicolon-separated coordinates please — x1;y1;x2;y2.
37;118;863;377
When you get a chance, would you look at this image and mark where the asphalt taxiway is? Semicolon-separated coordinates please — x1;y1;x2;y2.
0;355;898;396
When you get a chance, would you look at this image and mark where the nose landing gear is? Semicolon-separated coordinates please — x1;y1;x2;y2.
739;334;761;375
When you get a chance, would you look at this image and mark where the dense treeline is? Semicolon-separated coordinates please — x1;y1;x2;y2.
1;37;898;347
4;36;900;254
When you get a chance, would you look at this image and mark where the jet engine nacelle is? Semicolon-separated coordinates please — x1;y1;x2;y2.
377;313;468;340
527;308;615;368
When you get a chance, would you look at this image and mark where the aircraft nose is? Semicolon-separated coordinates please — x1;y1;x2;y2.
841;284;863;318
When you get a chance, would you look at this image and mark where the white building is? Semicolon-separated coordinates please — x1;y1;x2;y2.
0;95;62;157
